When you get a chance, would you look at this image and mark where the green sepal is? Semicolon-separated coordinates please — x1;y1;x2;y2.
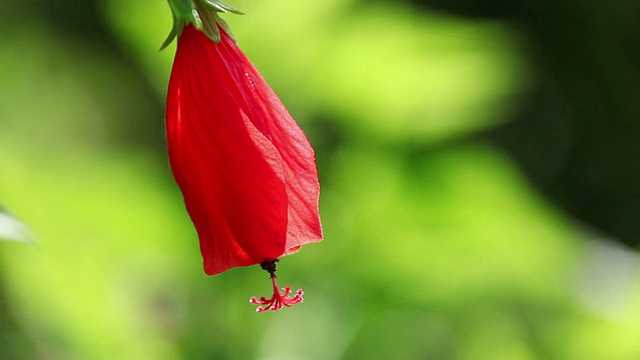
200;0;243;15
169;0;203;26
160;0;242;50
215;16;237;42
197;2;222;43
159;15;184;51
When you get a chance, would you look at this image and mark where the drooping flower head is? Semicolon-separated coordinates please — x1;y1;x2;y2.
163;0;323;311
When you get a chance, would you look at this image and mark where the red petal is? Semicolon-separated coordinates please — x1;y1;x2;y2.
215;30;323;251
166;25;322;275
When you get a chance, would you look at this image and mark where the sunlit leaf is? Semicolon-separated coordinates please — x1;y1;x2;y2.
0;206;32;243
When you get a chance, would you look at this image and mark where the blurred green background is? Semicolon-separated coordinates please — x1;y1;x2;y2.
2;0;640;359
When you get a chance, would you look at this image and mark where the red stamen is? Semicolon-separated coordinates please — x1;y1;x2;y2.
249;259;304;312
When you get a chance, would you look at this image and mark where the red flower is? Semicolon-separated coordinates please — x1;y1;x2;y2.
165;7;322;310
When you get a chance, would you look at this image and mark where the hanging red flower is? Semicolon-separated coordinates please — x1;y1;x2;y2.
163;0;323;311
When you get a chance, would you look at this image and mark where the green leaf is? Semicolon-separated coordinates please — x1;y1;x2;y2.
0;206;33;243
